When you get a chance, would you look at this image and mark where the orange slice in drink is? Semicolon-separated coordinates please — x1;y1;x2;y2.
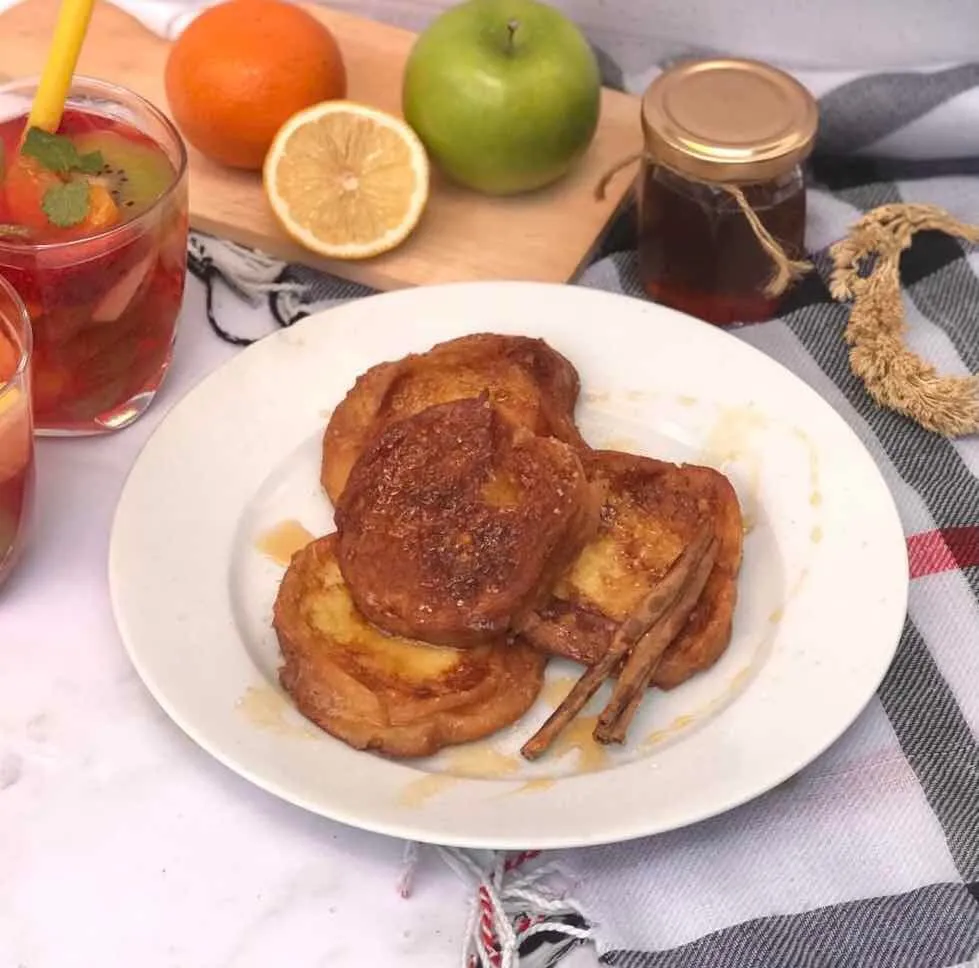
4;156;120;241
0;385;30;487
263;101;430;260
0;327;18;384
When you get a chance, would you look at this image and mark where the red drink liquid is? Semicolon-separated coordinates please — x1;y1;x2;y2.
0;87;188;434
0;307;33;588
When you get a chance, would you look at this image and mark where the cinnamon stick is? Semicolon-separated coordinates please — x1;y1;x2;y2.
593;536;719;745
520;523;713;761
598;645;669;747
604;684;648;746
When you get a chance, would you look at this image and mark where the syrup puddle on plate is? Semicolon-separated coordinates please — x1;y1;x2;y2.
399;773;458;808
548;715;608;773
640;667;749;753
641;714;697;751
699;404;766;539
236;685;318;740
445;745;522;780
793;425;823;511
539;676;577;707
397;767;558;805
397;710;610;807
255;519;315;566
513;777;556;795
399;744;523;806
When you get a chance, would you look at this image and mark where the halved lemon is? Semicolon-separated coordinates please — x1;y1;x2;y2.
263;101;430;261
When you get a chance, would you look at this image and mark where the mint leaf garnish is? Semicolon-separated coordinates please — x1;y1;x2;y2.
77;150;105;175
22;128;80;174
22;128;105;177
42;180;90;227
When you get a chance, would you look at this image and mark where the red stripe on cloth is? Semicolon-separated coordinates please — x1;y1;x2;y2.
505;850;540;872
477;885;502;968
907;527;979;579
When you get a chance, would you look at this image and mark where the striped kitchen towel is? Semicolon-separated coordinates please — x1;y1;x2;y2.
194;60;979;968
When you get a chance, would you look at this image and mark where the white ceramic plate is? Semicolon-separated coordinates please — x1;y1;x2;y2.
109;281;908;850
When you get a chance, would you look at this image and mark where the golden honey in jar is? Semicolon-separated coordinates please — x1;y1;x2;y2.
637;58;818;325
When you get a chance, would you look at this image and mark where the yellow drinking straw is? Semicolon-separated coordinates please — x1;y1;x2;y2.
27;0;96;133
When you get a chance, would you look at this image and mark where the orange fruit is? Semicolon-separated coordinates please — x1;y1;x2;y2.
164;0;347;171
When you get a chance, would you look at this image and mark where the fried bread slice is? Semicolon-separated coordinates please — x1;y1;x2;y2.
274;534;547;758
335;395;601;647
321;333;587;504
520;450;743;689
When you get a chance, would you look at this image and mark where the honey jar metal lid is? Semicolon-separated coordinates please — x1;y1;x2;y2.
641;57;819;183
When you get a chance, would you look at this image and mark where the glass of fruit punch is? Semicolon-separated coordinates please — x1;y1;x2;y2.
0;77;188;434
0;274;34;588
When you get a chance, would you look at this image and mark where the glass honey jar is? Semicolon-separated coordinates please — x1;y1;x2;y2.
637;58;818;325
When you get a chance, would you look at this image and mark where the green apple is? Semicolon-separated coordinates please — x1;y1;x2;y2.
402;0;601;196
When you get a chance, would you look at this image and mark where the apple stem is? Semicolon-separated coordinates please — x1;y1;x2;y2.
506;18;519;54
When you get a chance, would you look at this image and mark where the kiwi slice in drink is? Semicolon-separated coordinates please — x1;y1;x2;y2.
71;130;175;217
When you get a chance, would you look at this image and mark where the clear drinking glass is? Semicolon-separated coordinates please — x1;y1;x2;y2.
0;274;34;589
0;76;189;435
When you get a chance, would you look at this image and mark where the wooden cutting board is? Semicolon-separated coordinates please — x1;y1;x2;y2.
0;0;642;290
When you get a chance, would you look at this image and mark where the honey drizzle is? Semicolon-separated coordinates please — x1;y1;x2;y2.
444;745;520;779
539;675;578;708
255;519;315;566
513;777;556;795
236;685;317;740
549;715;608;773
399;773;458;807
